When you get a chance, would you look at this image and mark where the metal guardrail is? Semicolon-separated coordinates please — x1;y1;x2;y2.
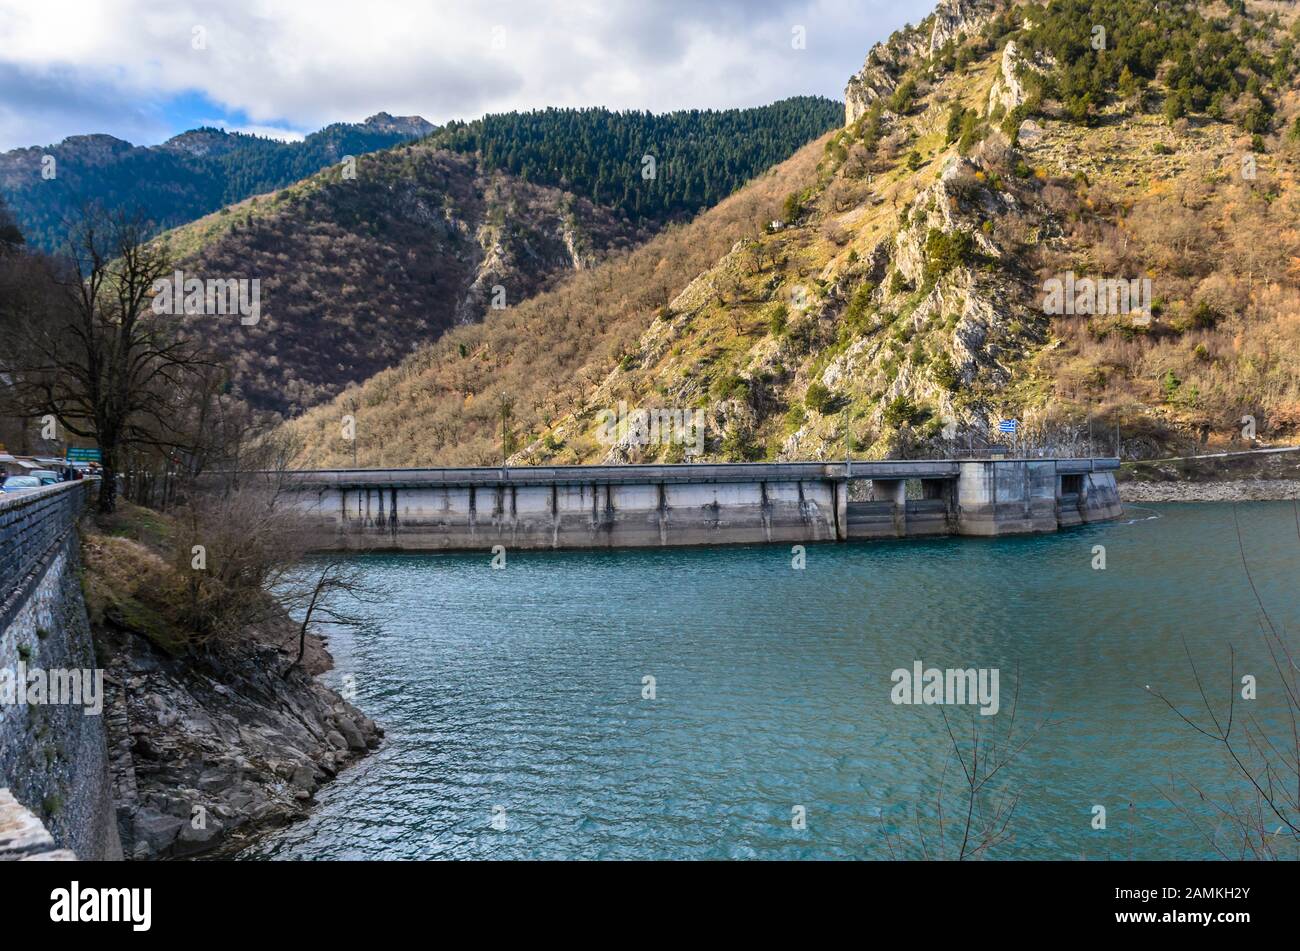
0;481;92;627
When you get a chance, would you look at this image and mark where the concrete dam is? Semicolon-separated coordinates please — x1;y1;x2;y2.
281;457;1123;551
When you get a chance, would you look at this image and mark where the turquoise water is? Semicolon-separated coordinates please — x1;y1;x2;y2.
241;502;1300;860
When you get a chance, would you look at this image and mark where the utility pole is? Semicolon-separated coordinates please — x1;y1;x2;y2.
842;406;851;476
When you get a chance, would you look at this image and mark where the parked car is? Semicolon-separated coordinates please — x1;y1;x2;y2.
30;469;60;485
2;476;42;493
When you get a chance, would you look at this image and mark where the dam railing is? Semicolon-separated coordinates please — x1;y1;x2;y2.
270;457;1119;488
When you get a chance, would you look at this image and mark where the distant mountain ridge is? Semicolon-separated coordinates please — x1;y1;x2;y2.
0;112;435;252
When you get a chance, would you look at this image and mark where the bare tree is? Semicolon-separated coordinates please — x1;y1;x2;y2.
6;209;206;512
279;558;377;675
880;669;1043;860
1148;504;1300;859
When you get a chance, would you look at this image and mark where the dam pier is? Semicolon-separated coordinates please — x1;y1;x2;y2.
279;457;1123;551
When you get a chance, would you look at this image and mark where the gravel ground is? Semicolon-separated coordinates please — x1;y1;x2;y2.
1118;479;1300;502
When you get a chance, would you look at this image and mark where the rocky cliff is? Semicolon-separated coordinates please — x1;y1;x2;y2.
76;519;383;860
98;617;380;860
508;0;1300;464
845;0;998;124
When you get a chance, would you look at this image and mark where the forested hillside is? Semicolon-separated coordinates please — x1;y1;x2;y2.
284;0;1300;466
0;113;433;252
133;99;845;416
428;98;843;221
279;136;829;466
162;144;648;416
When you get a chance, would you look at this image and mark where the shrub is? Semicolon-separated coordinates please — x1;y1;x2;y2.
930;352;961;390
1161;369;1182;401
923;228;973;283
721;426;764;461
1190;300;1220;329
945;105;966;144
890;78;918;114
804;381;835;414
843;282;876;334
711;373;749;401
782;192;804;222
883;394;928;428
768;302;789;336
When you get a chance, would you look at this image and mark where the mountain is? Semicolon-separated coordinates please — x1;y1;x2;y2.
0;113;435;252
162;143;648;416
428;98;845;222
142;100;845;417
282;0;1300;467
278;135;828;466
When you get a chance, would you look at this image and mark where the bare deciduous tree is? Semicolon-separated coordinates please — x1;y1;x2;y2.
5;209;207;512
1148;504;1300;859
880;669;1043;860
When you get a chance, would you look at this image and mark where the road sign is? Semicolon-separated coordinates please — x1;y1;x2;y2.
66;447;101;462
998;419;1018;435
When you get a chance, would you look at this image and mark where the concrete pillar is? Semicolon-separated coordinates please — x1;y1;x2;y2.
833;479;848;541
956;461;1057;535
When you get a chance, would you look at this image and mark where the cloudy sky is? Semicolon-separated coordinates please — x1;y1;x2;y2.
0;0;936;151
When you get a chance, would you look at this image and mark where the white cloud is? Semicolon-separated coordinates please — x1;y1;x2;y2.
0;0;936;150
204;121;306;142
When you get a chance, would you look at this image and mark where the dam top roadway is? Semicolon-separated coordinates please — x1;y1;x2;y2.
272;457;1122;489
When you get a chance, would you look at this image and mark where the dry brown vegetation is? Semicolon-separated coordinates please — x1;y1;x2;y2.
1035;125;1300;450
168;145;645;416
282;135;831;466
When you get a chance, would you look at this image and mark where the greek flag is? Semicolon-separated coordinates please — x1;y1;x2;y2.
998;419;1018;434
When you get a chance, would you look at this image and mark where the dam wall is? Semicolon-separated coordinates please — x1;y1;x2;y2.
278;458;1123;551
0;480;121;860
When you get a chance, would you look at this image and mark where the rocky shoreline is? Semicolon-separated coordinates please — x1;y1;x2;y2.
1118;479;1300;503
99;618;381;860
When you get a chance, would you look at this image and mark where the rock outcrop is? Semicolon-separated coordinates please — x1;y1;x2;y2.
99;615;381;860
928;0;998;54
845;0;999;125
987;40;1028;115
0;788;76;860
